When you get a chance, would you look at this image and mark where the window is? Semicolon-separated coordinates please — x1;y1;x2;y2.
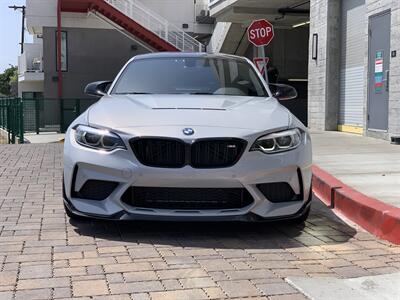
56;31;67;71
22;92;43;100
112;57;268;97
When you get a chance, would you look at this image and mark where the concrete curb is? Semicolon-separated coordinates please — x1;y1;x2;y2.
312;165;400;245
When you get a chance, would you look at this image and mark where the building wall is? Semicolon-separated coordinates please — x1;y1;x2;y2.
26;0;212;35
366;0;400;139
390;3;400;137
43;27;148;99
308;0;341;131
308;0;400;138
144;0;212;34
18;81;44;98
26;0;114;34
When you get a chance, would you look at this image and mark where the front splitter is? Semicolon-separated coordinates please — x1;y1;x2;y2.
63;196;312;222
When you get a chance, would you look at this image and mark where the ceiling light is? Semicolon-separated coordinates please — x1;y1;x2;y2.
292;21;310;28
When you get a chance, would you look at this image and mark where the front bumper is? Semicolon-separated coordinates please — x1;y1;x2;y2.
63;127;312;221
63;195;312;222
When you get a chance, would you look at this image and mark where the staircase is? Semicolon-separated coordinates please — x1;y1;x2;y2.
60;0;205;52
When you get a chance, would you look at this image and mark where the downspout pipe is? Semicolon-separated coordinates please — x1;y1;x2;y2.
57;0;62;99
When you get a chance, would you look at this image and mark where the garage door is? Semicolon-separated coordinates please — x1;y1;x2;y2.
339;0;366;131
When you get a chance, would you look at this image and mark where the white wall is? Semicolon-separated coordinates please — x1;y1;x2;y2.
26;0;212;35
26;0;57;34
18;42;43;73
143;0;211;33
18;81;44;97
27;0;126;34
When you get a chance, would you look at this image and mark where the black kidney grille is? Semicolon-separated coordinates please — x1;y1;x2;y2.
121;186;254;210
191;139;246;168
130;138;246;168
131;138;185;168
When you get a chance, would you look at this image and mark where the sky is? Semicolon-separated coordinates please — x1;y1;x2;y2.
0;0;32;73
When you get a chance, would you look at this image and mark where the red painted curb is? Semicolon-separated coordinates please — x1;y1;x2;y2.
312;165;400;245
312;166;343;207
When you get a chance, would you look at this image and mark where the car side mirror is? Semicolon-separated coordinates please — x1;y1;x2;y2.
84;81;112;97
269;83;298;101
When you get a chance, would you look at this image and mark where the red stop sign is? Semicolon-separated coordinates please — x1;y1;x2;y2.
247;19;274;47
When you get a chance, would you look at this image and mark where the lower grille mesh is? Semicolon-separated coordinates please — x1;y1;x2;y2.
74;180;118;200
257;182;300;203
121;187;254;210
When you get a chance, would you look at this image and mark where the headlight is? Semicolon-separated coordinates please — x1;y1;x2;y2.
74;125;126;151
251;128;301;154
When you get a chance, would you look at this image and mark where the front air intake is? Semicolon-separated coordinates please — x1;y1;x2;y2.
73;180;118;200
121;187;254;210
257;182;301;203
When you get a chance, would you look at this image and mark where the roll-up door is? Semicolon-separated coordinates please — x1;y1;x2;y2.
339;0;366;132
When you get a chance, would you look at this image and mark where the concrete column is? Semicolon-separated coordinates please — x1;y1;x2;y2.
387;1;400;137
308;0;341;131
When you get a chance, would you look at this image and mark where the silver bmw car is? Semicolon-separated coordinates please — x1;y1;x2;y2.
63;52;312;222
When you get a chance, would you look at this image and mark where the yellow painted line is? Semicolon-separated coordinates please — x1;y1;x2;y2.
338;124;363;135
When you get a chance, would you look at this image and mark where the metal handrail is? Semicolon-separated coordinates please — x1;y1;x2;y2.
104;0;204;52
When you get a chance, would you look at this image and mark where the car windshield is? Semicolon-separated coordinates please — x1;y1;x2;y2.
111;57;268;97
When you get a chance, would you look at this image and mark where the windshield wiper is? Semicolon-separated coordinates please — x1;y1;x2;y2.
113;92;153;95
188;92;214;95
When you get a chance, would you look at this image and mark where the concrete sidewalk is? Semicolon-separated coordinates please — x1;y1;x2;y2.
288;272;400;300
24;132;65;144
311;131;400;208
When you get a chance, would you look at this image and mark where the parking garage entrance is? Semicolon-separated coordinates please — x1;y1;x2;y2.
210;1;310;125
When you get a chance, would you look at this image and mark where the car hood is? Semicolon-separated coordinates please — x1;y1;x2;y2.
87;94;290;131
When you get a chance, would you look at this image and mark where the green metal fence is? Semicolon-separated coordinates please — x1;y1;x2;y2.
0;97;98;144
0;97;24;144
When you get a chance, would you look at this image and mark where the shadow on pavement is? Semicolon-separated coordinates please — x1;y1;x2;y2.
69;196;357;250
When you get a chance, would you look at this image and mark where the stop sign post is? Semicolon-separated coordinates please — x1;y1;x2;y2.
247;19;274;82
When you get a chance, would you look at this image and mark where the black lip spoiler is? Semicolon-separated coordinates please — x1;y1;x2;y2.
63;197;312;222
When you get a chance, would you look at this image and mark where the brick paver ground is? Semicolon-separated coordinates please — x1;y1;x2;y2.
1;144;400;300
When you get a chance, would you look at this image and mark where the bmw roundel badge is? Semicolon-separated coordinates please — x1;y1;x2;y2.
183;128;195;136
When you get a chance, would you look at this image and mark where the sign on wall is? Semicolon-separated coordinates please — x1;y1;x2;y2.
374;50;384;93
